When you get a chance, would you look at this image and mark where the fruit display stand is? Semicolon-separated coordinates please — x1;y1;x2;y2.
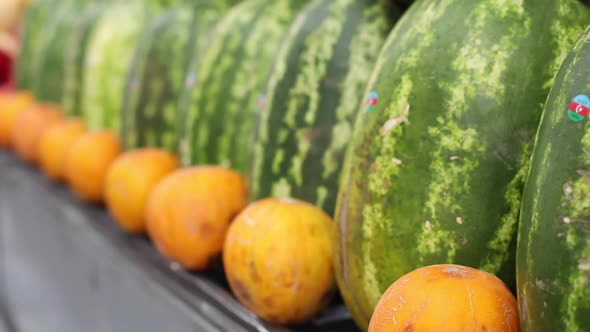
0;150;358;332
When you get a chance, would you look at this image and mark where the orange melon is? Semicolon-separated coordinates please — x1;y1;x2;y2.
0;91;34;149
104;148;178;234
223;198;336;325
368;264;520;332
64;130;121;203
11;103;62;164
38;118;86;182
146;166;247;270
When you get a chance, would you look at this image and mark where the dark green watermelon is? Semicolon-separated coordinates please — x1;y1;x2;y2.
15;0;53;91
62;3;107;116
32;3;80;103
16;0;105;94
248;0;397;216
517;24;590;332
179;0;311;170
333;0;590;329
121;2;233;153
80;0;228;132
81;1;157;132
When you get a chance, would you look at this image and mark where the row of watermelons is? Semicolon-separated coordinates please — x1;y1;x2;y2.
9;0;590;330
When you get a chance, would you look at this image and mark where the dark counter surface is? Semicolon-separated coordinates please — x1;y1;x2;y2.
0;151;361;332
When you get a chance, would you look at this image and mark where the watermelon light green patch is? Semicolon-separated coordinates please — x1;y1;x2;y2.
481;141;531;272
523;142;553;275
359;72;415;314
366;74;413;198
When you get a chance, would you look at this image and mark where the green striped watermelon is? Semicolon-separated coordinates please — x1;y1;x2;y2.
62;3;107;117
121;2;232;153
80;0;217;132
32;3;80;103
16;0;100;93
517;25;590;332
15;0;53;91
248;0;396;216
333;0;590;329
179;0;311;170
81;1;157;132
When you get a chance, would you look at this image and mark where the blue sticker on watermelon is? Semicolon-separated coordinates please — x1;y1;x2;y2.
257;95;266;112
568;94;590;122
185;72;197;88
365;91;378;113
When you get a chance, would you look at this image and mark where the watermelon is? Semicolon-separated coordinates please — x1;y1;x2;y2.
80;1;154;132
16;0;98;93
333;0;590;329
517;25;590;332
121;2;232;153
62;3;109;117
179;0;311;170
247;0;397;216
15;0;53;91
32;3;80;103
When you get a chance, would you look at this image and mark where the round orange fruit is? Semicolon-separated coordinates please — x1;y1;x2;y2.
11;104;63;164
105;148;179;234
368;264;520;332
38;118;86;182
64;130;121;203
146;166;247;271
223;198;336;325
0;91;34;149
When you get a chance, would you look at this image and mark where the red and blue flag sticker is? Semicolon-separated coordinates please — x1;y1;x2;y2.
365;91;378;113
257;95;266;112
185;72;197;88
568;94;590;122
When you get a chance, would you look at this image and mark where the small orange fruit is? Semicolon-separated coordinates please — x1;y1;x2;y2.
368;264;520;332
38;118;86;182
104;148;179;234
0;91;34;149
12;104;62;164
222;198;336;325
64;131;121;203
146;166;247;270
